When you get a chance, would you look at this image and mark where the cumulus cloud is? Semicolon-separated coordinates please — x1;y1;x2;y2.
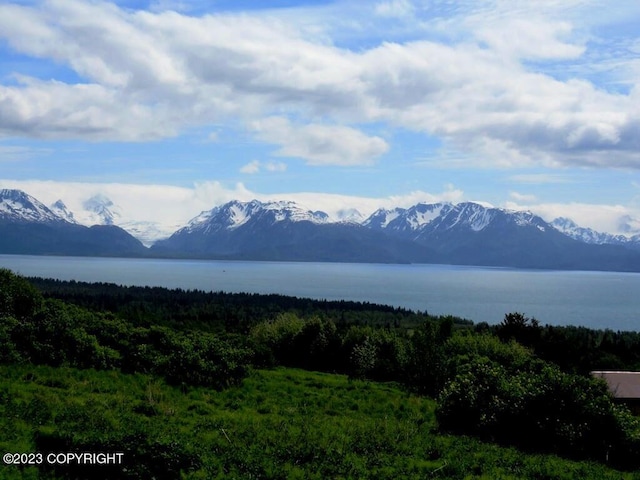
240;160;261;174
240;160;287;174
251;117;389;166
473;18;585;60
509;191;537;202
0;0;638;169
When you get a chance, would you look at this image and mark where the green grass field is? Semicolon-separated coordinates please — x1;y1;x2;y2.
2;365;639;479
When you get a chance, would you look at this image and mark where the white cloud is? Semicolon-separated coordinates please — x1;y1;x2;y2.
265;161;287;172
374;0;415;18
473;18;585;61
0;0;638;169
240;160;261;174
509;191;537;202
0;178;259;237
240;160;287;174
251;117;389;166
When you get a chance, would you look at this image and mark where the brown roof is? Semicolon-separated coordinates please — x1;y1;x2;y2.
591;371;640;399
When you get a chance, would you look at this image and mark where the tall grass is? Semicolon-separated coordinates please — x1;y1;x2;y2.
2;365;639;479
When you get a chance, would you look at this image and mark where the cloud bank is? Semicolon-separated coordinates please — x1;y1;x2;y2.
0;0;638;169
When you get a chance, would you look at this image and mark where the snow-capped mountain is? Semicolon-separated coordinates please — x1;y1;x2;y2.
182;200;330;235
50;199;78;224
551;217;640;245
416;202;549;236
364;202;548;239
360;201;640;270
148;198;640;270
4;188;640;271
151;199;431;263
0;189;66;224
335;208;364;224
51;193;174;246
0;189;146;256
80;194;122;226
365;203;451;235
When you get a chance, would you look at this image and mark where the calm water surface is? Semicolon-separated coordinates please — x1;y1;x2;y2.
2;254;639;331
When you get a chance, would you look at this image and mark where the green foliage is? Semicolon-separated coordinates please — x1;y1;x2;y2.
489;312;640;374
2;365;638;480
349;334;378;379
250;312;305;366
403;318;451;395
5;270;640;474
0;270;250;389
0;268;43;319
497;311;541;343
444;332;538;374
163;332;250;389
30;276;444;333
437;348;640;468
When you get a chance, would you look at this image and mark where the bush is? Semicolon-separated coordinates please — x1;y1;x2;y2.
0;268;43;319
436;355;640;467
0;270;251;389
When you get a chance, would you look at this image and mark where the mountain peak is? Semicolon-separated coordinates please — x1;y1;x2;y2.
552;216;631;245
81;194;121;225
364;202;451;232
0;189;65;224
335;208;364;224
50;199;78;224
184;199;330;234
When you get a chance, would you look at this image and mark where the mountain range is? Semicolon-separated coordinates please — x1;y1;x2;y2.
0;189;146;257
2;188;640;272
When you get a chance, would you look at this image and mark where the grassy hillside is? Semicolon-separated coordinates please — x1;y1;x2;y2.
2;365;639;480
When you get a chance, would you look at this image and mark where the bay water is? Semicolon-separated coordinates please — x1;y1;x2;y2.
1;254;639;331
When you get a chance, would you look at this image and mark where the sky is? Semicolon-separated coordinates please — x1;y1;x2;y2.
1;0;640;235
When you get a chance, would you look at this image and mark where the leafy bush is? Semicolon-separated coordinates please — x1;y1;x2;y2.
437;355;640;468
0;270;251;389
0;268;43;319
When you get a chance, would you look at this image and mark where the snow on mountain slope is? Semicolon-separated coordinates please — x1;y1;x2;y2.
50;193;175;246
117;221;182;247
77;194;122;226
335;208;364;224
364;203;450;232
0;189;66;224
183;199;330;234
50;200;78;224
551;217;634;245
7;186;640;251
436;203;495;231
405;203;449;229
421;202;552;233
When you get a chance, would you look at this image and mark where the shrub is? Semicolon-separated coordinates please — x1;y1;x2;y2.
436;355;640;468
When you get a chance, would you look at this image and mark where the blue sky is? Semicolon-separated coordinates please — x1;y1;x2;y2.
1;0;640;235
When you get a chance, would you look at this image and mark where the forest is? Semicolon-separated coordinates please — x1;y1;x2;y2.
2;268;640;479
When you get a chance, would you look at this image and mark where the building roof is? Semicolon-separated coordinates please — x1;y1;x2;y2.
591;371;640;399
